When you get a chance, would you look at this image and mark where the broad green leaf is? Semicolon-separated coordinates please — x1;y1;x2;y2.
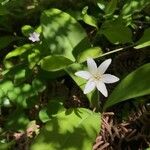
82;6;98;28
101;19;132;44
76;47;103;63
31;108;101;150
41;8;87;61
40;55;73;72
104;63;150;110
105;0;117;17
5;44;33;59
134;28;150;49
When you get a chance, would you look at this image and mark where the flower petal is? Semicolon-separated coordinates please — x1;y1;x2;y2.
75;71;92;80
96;81;108;97
87;58;97;74
84;80;96;94
102;74;119;83
29;32;40;42
98;59;112;74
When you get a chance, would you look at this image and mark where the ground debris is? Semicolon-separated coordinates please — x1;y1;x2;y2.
93;105;150;150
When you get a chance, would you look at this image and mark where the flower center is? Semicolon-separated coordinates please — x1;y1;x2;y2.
93;73;101;80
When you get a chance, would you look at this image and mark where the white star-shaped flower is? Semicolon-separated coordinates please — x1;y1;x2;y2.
28;32;40;42
75;58;119;97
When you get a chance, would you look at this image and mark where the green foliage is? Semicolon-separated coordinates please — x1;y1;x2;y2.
41;8;87;62
104;0;117;17
101;19;132;44
76;47;103;63
121;0;150;17
39;101;65;123
104;63;150;110
5;44;33;59
0;0;149;149
31;108;101;150
40;55;73;72
134;28;150;49
82;6;98;28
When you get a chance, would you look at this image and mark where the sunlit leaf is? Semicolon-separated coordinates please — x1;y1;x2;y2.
40;55;73;72
121;0;150;16
104;63;150;110
76;47;103;63
105;0;117;17
21;25;34;37
28;49;40;69
41;8;87;61
82;6;98;28
31;108;101;150
5;44;33;59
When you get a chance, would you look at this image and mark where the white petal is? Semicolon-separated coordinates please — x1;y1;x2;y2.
75;71;92;80
96;81;108;97
29;32;40;42
84;80;96;94
98;59;112;74
102;74;119;83
87;58;97;74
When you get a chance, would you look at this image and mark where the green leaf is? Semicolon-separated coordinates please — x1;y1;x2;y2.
32;78;46;93
101;19;132;44
76;47;103;63
121;0;150;16
134;28;150;49
105;0;117;17
21;25;34;37
41;8;87;61
28;49;40;69
39;101;65;123
97;0;106;10
82;6;98;28
0;80;14;97
40;55;73;72
5;44;33;59
14;69;26;84
31;108;101;150
104;63;150;110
